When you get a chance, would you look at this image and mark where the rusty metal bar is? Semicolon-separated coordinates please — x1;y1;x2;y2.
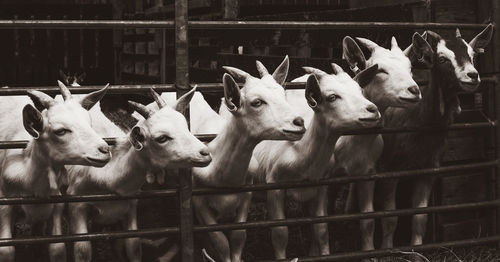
175;0;194;261
0;20;488;30
0;160;494;205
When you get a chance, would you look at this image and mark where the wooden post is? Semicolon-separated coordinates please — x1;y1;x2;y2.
175;0;194;262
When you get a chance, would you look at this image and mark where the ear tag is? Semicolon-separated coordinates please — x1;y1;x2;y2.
307;99;318;108
350;65;360;74
33;130;40;140
476;48;485;54
227;104;237;112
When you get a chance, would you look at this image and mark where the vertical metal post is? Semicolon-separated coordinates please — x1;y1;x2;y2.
493;0;500;249
175;0;194;262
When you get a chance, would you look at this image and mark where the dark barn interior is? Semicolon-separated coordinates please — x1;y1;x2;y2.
0;0;499;262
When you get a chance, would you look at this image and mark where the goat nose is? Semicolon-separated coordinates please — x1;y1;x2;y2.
467;72;479;80
98;145;110;154
366;104;378;113
293;117;304;127
200;148;210;156
408;85;420;95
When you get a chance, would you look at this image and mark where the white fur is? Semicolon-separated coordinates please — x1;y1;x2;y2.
0;85;110;262
253;68;380;259
67;93;210;262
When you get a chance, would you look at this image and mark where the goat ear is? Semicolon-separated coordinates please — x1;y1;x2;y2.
79;84;109;110
272;55;289;85
421;30;441;51
59;70;68;85
342;36;366;71
175;85;197;113
77;72;86;83
305;74;322;110
129;126;146;151
390;36;402;52
354;64;379;88
404;32;434;69
26;90;55;111
223;73;241;112
469;23;494;53
23;104;44;139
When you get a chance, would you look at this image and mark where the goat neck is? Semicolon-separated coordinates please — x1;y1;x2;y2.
201;117;259;186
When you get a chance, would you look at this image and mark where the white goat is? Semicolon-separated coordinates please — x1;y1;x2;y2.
331;34;430;256
66;88;211;262
0;82;111;262
192;56;306;262
253;63;381;259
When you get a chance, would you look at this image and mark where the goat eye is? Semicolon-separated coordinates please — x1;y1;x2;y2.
250;99;264;108
54;129;69;136
377;69;388;75
327;94;338;102
438;56;448;64
155;135;172;143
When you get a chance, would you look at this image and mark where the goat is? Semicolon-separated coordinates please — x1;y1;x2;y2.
253;63;381;259
0;81;111;262
378;24;494;252
66;88;211;262
332;34;430;256
59;69;86;87
192;56;306;262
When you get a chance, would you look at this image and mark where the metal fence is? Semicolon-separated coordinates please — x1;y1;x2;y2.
0;1;499;261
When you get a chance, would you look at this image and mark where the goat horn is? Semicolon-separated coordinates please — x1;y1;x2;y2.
149;88;167;108
255;60;270;77
456;28;462;38
57;80;72;100
355;37;379;52
128;101;154;119
222;66;251;82
302;66;327;79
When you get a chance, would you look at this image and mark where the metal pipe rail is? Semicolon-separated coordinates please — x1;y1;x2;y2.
258;235;500;261
0;20;489;30
0;199;496;246
0;160;494;205
0;77;496;96
0;121;494;149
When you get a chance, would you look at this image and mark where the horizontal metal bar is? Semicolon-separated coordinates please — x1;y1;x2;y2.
192;199;500;232
0;20;489;30
1;77;496;96
258;235;500;261
191;160;497;195
0;200;496;246
0;189;178;205
0;226;179;246
0;160;493;205
0;121;494;149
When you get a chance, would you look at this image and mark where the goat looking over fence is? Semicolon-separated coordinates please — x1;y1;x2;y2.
66;88;211;262
332;34;430;257
0;81;110;262
193;56;306;262
378;24;494;255
254;63;381;259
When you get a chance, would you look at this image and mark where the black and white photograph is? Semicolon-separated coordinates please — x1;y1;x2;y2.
0;0;498;261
